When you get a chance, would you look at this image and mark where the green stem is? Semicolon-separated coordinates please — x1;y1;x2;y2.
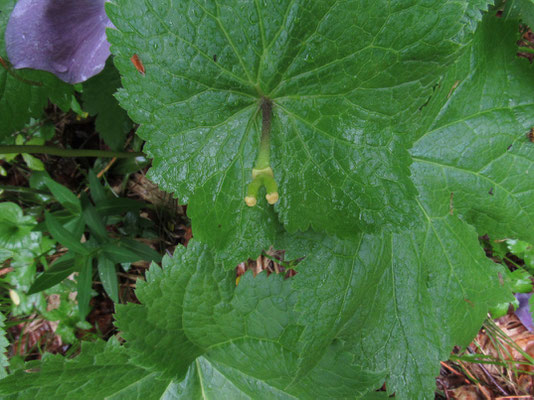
0;145;144;158
0;185;49;195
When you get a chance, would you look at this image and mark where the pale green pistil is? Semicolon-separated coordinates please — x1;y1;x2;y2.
245;98;279;207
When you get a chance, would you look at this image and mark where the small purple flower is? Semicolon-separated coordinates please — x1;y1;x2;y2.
5;0;113;84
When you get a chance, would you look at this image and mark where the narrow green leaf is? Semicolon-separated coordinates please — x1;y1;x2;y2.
44;212;88;255
28;253;76;294
102;238;161;264
97;256;119;303
95;198;144;216
43;177;81;215
21;153;44;171
82;204;109;242
77;256;93;319
88;170;107;204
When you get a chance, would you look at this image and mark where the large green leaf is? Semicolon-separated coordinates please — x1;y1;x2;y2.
116;243;387;399
112;217;507;399
0;0;73;140
0;340;175;399
410;16;534;243
106;0;491;264
504;0;534;28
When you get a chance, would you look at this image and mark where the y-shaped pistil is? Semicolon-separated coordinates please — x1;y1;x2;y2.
245;97;279;207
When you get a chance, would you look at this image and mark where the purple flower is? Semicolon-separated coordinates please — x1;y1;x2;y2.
515;293;534;332
5;0;113;84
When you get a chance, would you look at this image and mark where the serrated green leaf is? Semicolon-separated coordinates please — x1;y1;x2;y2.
106;0;491;259
410;15;534;243
0;0;74;140
116;222;507;399
82;58;132;150
116;243;386;398
0;340;175;399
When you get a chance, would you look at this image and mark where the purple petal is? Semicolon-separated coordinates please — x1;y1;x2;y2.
515;293;534;331
5;0;114;84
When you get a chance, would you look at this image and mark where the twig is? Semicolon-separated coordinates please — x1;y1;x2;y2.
440;361;470;384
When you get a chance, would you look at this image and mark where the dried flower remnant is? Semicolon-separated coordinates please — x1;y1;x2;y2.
5;0;114;84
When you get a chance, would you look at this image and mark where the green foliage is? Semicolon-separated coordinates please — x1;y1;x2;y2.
0;340;173;399
0;202;83;342
31;172;161;316
504;0;534;28
82;59;133;150
3;1;534;399
0;0;73;140
106;0;493;264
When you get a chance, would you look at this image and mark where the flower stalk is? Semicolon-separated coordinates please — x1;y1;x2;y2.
245;98;279;207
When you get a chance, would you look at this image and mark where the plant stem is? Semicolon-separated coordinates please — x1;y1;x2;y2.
0;185;49;195
0;145;144;158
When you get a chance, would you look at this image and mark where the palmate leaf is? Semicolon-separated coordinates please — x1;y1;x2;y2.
410;15;534;243
0;0;73;140
116;244;387;399
106;0;491;265
111;214;507;399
